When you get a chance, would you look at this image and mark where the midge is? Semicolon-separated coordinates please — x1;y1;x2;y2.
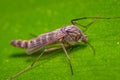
8;17;120;80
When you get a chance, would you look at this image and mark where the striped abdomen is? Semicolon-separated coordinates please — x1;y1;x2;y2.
10;29;65;54
10;32;55;49
10;33;57;49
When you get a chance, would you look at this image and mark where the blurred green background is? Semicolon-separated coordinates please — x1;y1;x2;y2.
0;0;120;80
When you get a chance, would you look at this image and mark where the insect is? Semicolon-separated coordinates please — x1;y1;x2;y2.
8;17;120;80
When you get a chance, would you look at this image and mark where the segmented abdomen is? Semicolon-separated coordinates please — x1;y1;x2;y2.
10;28;65;50
10;32;54;49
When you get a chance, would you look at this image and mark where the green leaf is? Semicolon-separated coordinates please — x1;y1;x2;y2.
0;0;120;80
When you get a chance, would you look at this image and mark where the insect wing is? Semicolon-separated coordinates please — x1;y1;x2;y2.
26;31;65;55
26;41;48;55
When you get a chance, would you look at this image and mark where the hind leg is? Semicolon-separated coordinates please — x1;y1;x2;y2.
7;47;61;80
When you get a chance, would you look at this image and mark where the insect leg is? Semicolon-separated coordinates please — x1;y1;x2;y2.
31;47;62;66
61;42;73;75
71;17;120;31
7;47;61;80
71;17;97;30
71;17;120;25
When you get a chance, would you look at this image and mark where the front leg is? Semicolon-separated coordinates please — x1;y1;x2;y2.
61;42;74;75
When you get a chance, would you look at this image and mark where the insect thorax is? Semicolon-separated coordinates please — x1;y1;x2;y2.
61;25;87;45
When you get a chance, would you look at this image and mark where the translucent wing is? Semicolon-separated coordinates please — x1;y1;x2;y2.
26;41;49;55
26;31;65;55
